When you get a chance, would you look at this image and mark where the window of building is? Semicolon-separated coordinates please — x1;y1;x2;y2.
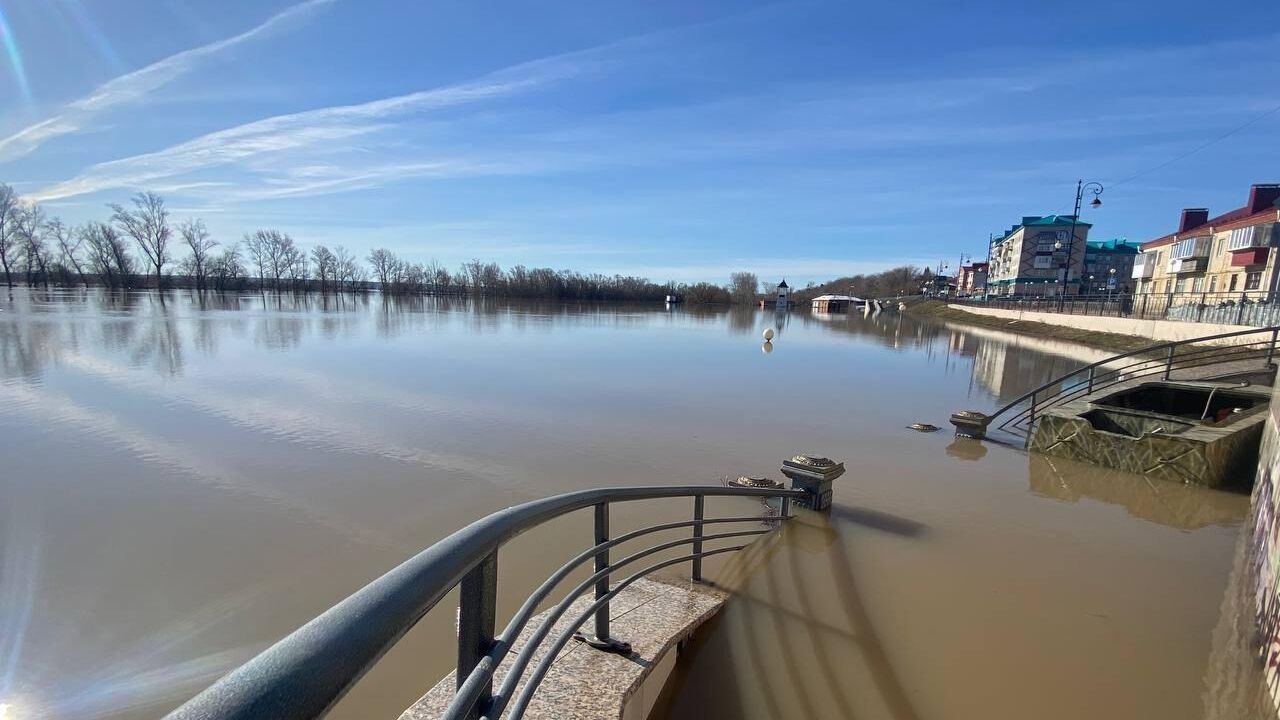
1209;276;1217;293
1230;274;1239;292
1176;277;1189;293
1191;276;1204;293
1246;272;1262;291
1032;255;1055;269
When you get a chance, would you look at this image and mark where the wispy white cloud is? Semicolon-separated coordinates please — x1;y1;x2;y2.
0;0;337;164
27;49;587;203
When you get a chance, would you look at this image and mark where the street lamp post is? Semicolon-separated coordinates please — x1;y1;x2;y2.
1059;180;1104;307
1108;267;1116;302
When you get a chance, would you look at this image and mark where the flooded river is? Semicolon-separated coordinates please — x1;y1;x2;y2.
0;288;1265;719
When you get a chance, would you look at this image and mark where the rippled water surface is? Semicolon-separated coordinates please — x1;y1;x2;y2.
0;288;1263;719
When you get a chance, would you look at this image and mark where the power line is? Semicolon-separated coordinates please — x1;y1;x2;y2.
1109;101;1280;188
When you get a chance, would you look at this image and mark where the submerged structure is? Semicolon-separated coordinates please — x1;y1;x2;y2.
1029;380;1268;488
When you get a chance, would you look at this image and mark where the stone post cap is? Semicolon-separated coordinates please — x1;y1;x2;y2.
781;455;846;482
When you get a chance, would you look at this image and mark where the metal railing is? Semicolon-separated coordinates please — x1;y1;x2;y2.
951;325;1280;445
954;291;1280;327
164;484;805;720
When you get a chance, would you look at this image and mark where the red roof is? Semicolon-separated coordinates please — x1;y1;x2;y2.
1140;206;1278;251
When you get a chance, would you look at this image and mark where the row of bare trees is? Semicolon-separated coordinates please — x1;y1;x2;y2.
792;265;934;301
0;182;761;303
0;184;370;293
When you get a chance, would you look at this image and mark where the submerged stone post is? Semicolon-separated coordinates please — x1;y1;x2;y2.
949;410;991;439
781;455;845;511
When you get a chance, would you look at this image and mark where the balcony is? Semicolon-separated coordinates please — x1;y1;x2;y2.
1170;236;1211;260
1132;255;1156;279
1168;257;1205;274
1231;247;1269;267
1227;225;1266;251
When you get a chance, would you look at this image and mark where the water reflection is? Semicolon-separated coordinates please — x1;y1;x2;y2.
1028;453;1245;530
0;287;1256;720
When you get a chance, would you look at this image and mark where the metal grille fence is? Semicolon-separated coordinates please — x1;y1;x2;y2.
953;291;1280;327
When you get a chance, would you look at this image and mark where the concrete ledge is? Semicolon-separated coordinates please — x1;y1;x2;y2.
401;577;727;720
947;304;1262;345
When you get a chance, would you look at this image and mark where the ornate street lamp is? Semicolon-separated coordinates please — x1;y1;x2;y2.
1058;180;1104;304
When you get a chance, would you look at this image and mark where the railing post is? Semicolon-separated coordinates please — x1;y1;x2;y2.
1026;389;1036;449
1268;328;1279;366
1087;366;1096;394
1238;293;1247;325
1163;345;1175;380
691;495;705;582
1140;294;1148;319
457;551;497;720
573;502;631;654
780;455;845;512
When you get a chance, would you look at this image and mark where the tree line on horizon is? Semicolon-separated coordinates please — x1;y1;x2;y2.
791;265;935;301
0;183;772;304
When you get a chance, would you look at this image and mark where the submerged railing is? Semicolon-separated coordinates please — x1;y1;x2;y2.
951;325;1280;445
164;484;806;720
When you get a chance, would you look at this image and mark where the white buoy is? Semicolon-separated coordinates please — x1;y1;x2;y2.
762;328;775;341
761;341;774;354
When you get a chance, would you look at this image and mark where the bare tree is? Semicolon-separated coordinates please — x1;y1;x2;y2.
728;271;759;304
210;243;245;291
49;218;85;286
110;191;171;289
244;229;297;290
179;218;218;290
83;222;134;288
311;245;336;292
283;242;308;291
367;248;396;288
333;245;360;291
14;203;48;287
0;183;19;287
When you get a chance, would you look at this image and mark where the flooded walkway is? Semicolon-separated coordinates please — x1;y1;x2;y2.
659;454;1271;720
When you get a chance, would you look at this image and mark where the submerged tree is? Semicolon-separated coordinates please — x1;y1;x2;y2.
83;222;135;288
179;218;218;290
244;229;299;290
210;243;246;291
14;203;48;287
0;183;19;287
728;271;759;304
110;191;171;289
310;245;336;292
49;219;86;286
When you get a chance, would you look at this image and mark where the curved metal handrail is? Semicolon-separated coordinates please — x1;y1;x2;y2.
996;340;1275;433
953;325;1280;444
165;484;805;720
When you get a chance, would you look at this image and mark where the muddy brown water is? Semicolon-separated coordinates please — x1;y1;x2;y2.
0;289;1265;719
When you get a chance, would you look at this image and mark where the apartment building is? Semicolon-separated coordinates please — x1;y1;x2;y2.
956;261;988;296
1133;184;1280;297
986;215;1090;296
1082;239;1138;293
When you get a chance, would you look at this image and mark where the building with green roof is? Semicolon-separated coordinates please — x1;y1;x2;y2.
1083;239;1138;293
987;215;1092;296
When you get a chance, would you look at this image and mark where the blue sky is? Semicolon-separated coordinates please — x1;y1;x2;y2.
1;0;1278;285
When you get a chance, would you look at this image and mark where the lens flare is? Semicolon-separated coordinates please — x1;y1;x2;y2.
0;4;31;101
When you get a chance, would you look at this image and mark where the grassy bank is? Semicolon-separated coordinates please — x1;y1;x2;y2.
905;300;1159;355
